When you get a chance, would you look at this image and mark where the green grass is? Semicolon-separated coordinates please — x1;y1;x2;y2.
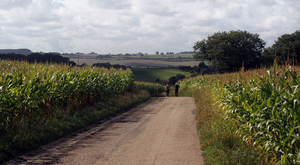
67;53;204;67
131;68;191;82
69;58;201;67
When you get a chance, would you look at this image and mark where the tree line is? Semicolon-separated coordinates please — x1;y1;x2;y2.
193;30;300;73
165;61;214;85
178;61;214;76
0;53;129;70
0;53;77;66
92;62;128;70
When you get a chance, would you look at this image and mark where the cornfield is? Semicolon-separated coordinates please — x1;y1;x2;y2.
135;82;165;96
0;60;134;133
180;64;300;164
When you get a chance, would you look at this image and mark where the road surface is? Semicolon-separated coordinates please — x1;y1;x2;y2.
10;97;204;165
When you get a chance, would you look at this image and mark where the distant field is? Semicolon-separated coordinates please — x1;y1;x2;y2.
69;58;201;67
66;53;202;67
131;68;191;83
132;53;194;59
67;53;206;83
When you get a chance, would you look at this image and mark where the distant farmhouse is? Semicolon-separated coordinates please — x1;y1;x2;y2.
0;49;32;55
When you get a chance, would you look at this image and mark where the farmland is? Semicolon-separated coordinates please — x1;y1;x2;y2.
131;68;192;83
63;53;201;83
4;53;299;164
178;64;300;164
63;53;201;68
0;60;165;163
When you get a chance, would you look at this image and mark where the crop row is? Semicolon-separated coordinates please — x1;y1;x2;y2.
179;65;300;164
0;60;134;133
135;82;165;96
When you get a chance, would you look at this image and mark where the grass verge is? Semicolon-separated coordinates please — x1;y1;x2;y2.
0;89;150;164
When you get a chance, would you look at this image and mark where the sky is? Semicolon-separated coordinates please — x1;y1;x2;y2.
0;0;299;54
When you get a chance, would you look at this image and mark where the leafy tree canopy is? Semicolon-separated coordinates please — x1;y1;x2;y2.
168;76;177;85
0;52;76;66
262;30;300;66
193;30;266;73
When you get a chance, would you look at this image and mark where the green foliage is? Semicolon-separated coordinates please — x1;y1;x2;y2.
176;73;186;80
193;30;266;73
262;30;300;66
0;60;134;135
168;74;186;85
134;82;165;96
179;64;300;164
131;68;191;82
221;65;300;164
179;83;263;164
92;62;128;70
0;89;150;163
0;52;76;66
0;60;158;163
168;76;177;85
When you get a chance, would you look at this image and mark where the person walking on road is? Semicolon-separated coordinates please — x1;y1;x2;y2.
175;83;180;97
165;83;170;97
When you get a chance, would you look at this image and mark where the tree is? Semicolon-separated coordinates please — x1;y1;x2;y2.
156;51;159;55
176;74;186;81
193;30;266;73
168;74;186;85
168;76;177;85
262;30;300;66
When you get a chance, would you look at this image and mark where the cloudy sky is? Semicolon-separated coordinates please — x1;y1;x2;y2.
0;0;299;54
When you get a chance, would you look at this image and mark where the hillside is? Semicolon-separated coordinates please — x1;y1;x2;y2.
63;53;200;68
131;68;191;83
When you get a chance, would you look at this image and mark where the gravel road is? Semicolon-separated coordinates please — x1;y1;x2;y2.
8;97;204;165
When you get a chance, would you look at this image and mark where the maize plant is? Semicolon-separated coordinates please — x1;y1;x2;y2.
179;64;300;164
134;82;165;96
221;65;300;164
0;60;134;133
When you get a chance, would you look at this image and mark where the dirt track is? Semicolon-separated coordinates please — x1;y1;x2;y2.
8;97;204;165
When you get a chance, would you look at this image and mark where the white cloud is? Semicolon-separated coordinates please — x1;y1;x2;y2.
0;0;33;10
0;0;299;53
89;0;131;10
252;0;277;6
